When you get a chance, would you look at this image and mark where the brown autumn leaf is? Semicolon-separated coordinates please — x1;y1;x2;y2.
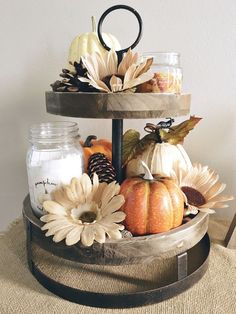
159;116;202;145
122;129;140;166
122;130;157;166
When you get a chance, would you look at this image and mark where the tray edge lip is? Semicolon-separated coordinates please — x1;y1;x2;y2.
23;194;208;245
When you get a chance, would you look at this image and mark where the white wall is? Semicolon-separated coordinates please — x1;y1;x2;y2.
0;0;235;230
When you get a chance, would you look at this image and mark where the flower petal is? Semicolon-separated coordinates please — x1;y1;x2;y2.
93;182;107;205
197;173;219;194
110;75;123;92
134;57;153;77
92;173;99;195
123;71;154;90
95;51;108;79
46;223;74;237
53;225;76;243
106;229;122;240
52;188;74;209
40;214;66;223
42;219;70;232
43;201;67;215
118;49;134;75
199;201;216;208
81;54;100;81
72;178;85;203
194;170;217;190
101;195;125;216
65;225;84;246
204;182;226;200
123;64;137;85
130;52;139;65
199;208;215;214
64;186;77;203
98;221;124;231
69;177;81;200
81;225;96;247
87;74;111;92
80;173;92;201
210;202;229;209
93;224;106;243
102;211;126;223
101;182;120;208
106;50;118;76
78;77;91;83
207;194;234;203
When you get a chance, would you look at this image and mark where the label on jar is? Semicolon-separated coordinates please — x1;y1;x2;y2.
27;154;83;217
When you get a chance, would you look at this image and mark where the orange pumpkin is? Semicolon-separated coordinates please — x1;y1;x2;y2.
120;163;184;235
81;135;112;171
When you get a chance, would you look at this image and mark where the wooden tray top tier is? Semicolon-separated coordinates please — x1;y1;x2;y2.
46;92;191;119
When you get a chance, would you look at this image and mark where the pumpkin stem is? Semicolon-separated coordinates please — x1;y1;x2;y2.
91;16;96;32
155;129;162;144
144;123;162;143
83;135;97;147
144;119;175;144
141;161;154;181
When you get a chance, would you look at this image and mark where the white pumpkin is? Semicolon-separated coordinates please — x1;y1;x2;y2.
126;142;192;177
68;16;121;72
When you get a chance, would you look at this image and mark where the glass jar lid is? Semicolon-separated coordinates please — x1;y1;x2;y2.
142;52;180;66
29;122;79;144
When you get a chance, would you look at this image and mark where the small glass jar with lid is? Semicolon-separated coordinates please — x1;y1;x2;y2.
139;52;182;93
26;121;84;217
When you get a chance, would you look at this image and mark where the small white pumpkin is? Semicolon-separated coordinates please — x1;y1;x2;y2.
126;142;192;177
68;16;121;72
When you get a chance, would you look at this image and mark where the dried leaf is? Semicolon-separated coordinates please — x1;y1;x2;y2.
134;133;157;156
159;116;202;144
122;129;140;166
122;130;158;166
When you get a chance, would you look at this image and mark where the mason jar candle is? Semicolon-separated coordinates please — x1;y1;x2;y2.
139;52;182;93
26;122;84;217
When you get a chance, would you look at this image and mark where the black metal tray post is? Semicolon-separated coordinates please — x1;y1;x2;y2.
112;119;123;183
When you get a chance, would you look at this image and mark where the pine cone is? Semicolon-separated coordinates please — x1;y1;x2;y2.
88;153;116;184
51;60;98;92
121;229;133;238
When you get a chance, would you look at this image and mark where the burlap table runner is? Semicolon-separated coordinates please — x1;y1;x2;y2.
0;218;235;314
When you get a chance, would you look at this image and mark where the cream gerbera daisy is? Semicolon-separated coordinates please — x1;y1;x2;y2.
79;49;153;92
171;163;234;214
40;174;126;247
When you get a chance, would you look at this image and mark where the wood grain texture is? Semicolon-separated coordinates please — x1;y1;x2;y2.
23;195;209;265
45;92;191;119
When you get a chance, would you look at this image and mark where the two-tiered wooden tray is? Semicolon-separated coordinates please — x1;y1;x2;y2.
22;92;210;308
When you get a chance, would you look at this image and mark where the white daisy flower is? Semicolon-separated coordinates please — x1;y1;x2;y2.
79;49;154;93
40;174;126;247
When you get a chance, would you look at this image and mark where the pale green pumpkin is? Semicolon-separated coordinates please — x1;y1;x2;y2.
68;16;121;72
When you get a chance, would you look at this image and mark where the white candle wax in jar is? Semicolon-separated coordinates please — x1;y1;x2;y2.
26;122;84;217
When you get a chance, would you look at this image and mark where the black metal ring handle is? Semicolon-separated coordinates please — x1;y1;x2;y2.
97;5;143;56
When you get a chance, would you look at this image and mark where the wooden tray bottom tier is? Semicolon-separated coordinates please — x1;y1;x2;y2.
23;195;209;265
